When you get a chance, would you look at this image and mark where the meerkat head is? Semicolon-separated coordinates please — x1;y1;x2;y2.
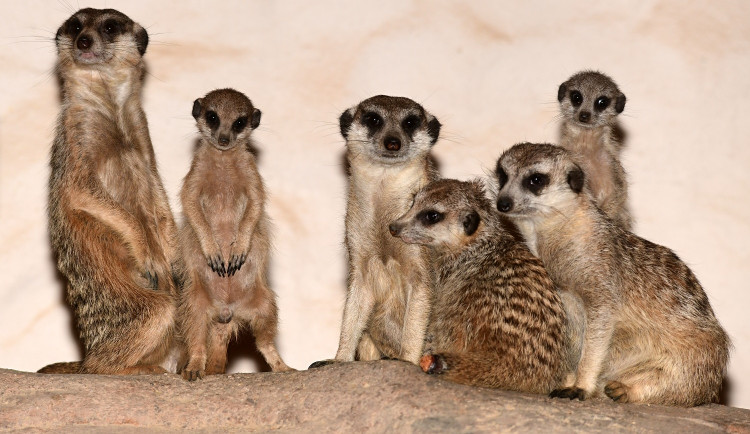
389;179;489;253
55;8;148;67
495;143;585;220
557;71;626;128
339;95;441;165
192;88;262;151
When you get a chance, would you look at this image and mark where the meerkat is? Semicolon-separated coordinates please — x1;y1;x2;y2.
39;8;179;375
388;178;567;393
178;88;292;380
309;95;442;368
557;70;632;229
494;142;730;406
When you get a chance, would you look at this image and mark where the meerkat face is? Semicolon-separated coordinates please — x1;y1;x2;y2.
557;71;626;128
389;179;485;252
339;95;441;165
192;88;262;151
55;8;148;66
495;143;585;219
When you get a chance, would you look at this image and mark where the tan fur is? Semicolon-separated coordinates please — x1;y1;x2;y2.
558;71;632;229
495;143;730;406
40;8;179;375
177;89;291;381
312;96;441;366
390;179;566;393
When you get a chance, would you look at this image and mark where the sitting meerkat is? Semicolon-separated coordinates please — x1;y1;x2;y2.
178;88;292;380
557;70;632;229
388;178;567;394
494;142;730;406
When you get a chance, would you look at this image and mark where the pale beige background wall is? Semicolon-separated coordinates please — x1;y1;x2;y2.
1;0;748;408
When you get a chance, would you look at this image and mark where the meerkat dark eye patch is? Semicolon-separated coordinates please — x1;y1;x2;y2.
401;115;421;137
594;96;610;112
496;166;508;190
232;116;248;133
101;19;122;36
524;173;549;195
570;91;583;107
205;111;220;130
417;210;444;226
67;18;83;36
462;211;480;236
362;112;383;134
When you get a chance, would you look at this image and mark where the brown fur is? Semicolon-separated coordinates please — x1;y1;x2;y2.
311;96;442;367
40;8;179;375
558;71;632;229
177;88;291;380
390;179;566;393
495;142;730;406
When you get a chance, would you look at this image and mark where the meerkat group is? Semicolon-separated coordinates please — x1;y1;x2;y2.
38;8;729;408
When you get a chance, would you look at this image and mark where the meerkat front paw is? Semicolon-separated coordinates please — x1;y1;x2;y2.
226;251;248;276
604;381;631;403
419;354;448;375
549;386;587;400
205;253;227;277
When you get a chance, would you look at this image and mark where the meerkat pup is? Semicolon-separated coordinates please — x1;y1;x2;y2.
389;178;567;393
178;88;291;380
494;142;730;406
557;70;632;229
310;95;442;368
40;8;179;375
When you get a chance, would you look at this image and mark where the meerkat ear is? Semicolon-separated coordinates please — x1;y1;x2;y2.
557;83;568;102
567;167;585;193
251;108;262;129
462;211;480;236
134;24;148;56
339;108;355;139
191;99;202;119
427;117;441;146
615;94;626;113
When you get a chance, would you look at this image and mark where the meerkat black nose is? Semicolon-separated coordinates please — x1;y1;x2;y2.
384;136;401;152
77;34;92;50
578;111;591;123
388;223;401;236
497;197;514;213
218;135;230;145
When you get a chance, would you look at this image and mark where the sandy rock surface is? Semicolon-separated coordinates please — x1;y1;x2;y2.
1;361;748;432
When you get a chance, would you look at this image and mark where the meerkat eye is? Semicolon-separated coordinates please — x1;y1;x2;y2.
417;210;444;226
102;19;121;35
68;18;83;35
570;91;583;107
232;116;248;133
524;173;550;194
205;111;220;130
363;112;383;129
594;96;610;111
401;115;421;134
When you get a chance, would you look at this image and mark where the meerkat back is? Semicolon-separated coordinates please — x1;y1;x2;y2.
557;70;632;229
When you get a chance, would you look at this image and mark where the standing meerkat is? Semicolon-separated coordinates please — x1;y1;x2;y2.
40;8;179;375
389;179;567;393
557;70;632;229
310;95;442;367
494;142;730;406
178;88;292;380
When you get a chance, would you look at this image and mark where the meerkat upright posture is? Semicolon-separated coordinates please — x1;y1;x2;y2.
41;8;179;375
178;89;291;380
311;95;442;367
389;179;566;393
494;142;730;406
557;71;631;229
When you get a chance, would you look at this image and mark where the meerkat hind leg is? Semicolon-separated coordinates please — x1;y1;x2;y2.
248;283;294;372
